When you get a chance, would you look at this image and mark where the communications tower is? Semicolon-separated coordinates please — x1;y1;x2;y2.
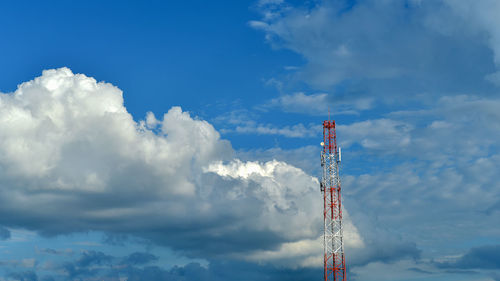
320;119;346;281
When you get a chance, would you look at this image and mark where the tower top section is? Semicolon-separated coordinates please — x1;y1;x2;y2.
322;120;337;155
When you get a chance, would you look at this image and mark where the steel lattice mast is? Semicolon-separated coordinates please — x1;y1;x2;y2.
320;119;346;281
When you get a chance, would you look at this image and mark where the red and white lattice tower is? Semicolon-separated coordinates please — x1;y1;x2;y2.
320;119;346;281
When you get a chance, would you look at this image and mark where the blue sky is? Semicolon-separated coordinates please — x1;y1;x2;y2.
0;0;500;280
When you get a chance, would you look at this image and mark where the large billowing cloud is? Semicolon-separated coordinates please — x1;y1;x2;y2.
0;68;376;268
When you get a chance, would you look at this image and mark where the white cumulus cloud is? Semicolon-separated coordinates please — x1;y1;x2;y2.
0;67;367;268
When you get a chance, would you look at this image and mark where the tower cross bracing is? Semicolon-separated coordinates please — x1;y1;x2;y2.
320;120;346;281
